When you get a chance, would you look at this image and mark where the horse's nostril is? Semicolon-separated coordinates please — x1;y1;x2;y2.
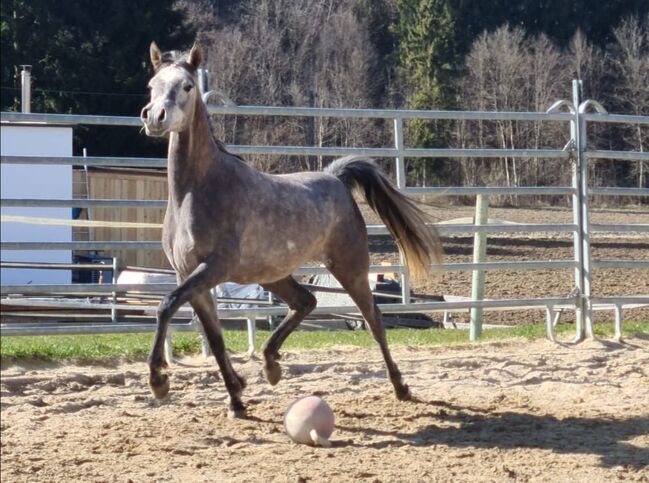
141;107;149;121
158;109;166;122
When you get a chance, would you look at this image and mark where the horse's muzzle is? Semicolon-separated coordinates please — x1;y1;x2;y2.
140;103;168;136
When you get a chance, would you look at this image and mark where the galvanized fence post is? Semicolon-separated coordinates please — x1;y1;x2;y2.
470;194;489;341
246;317;257;355
20;65;31;113
393;116;410;305
110;257;118;323
577;99;609;338
571;80;587;342
578;104;594;339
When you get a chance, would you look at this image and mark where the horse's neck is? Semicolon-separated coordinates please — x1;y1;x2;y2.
167;99;218;204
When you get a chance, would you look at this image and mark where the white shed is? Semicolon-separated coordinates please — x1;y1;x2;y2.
1;124;73;284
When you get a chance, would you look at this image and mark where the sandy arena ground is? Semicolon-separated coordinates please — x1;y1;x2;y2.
1;336;648;482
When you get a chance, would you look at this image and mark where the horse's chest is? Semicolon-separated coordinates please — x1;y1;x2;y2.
162;206;201;276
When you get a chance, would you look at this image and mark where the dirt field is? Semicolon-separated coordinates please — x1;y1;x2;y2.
2;336;648;482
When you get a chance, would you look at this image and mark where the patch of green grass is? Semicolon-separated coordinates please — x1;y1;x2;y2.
1;322;647;363
0;332;203;363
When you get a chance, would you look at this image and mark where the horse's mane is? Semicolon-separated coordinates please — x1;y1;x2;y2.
209;124;243;162
158;49;245;162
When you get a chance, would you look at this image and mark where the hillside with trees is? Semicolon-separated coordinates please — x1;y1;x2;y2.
2;0;647;200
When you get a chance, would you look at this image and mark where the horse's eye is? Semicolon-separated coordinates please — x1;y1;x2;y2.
183;84;194;93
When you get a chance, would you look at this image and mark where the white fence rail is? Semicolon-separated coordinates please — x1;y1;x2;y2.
1;80;648;344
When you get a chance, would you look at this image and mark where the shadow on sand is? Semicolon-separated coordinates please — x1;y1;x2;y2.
336;398;649;470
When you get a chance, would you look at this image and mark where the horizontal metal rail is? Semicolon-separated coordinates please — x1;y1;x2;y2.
0;296;578;323
588;296;649;305
0;241;162;250
587;150;649;161
406;186;575;196
592;260;649;269
0;296;572;317
0;299;264;312
0;296;578;313
11;292;643;318
0;261;114;271
2;259;636;275
4;187;643;210
591;224;649;233
0;313;181;320
0;155;166;168
1;299;177;311
299;261;578;274
4;187;641;210
209;105;574;122
588;187;649;197
2;109;574;124
442;261;577;271
0;261;579;295
0;224;579;251
1;112;141;126
229;146;570;159
1;148;569;168
0;198;166;208
369;223;578;235
1;283;176;294
583;112;649;125
0;296;580;338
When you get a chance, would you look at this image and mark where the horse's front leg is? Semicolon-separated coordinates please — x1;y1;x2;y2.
148;261;222;400
147;272;182;399
190;291;247;418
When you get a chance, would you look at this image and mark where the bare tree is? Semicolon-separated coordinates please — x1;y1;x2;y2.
459;26;570;205
178;0;386;173
610;15;649;188
567;29;608;101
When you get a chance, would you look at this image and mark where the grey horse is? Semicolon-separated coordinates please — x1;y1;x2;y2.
140;42;442;418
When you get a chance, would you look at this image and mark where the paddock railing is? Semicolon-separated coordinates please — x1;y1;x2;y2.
1;80;648;346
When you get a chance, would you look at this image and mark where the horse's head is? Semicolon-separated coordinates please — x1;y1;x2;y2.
140;42;202;137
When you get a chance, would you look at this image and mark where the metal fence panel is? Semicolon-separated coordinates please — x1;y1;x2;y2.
1;97;647;340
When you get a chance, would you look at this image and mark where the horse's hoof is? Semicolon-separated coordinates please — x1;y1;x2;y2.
149;373;170;400
227;407;247;419
263;361;282;386
395;383;411;401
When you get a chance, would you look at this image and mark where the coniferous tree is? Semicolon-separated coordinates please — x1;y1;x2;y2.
393;0;457;185
0;0;194;156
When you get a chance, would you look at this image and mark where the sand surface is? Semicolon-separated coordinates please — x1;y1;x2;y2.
2;335;648;482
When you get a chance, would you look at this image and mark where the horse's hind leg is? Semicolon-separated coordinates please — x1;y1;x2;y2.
261;276;317;385
190;291;247;418
327;262;411;401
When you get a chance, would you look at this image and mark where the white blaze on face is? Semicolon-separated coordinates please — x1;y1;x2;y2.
287;241;296;251
148;66;196;132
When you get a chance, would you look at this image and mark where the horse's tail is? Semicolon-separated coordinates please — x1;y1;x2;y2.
325;156;442;280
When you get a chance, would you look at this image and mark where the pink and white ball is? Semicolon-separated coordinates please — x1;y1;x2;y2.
283;396;335;447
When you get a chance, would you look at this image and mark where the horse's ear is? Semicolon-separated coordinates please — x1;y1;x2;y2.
150;42;162;70
188;43;202;70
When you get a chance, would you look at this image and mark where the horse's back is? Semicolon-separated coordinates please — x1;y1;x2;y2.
229;168;367;283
